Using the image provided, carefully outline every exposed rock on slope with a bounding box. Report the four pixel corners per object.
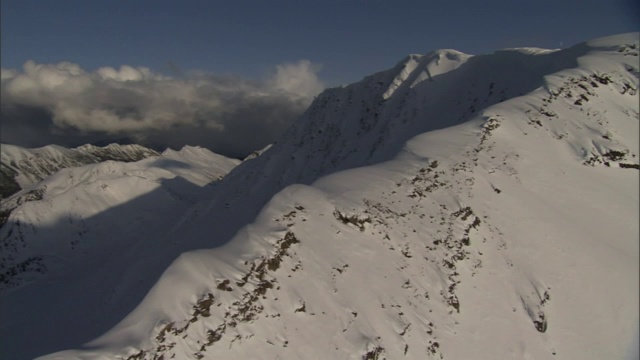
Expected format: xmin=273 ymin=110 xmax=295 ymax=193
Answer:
xmin=1 ymin=33 xmax=638 ymax=360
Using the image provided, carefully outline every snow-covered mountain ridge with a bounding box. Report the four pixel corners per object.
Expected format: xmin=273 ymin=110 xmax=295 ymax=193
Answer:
xmin=1 ymin=33 xmax=638 ymax=360
xmin=0 ymin=145 xmax=240 ymax=291
xmin=0 ymin=143 xmax=160 ymax=198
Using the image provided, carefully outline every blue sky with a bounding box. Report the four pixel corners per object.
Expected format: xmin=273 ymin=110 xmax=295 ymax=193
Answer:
xmin=1 ymin=0 xmax=638 ymax=156
xmin=3 ymin=0 xmax=638 ymax=85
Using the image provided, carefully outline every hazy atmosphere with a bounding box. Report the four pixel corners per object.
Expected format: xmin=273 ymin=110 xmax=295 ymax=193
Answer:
xmin=2 ymin=0 xmax=638 ymax=158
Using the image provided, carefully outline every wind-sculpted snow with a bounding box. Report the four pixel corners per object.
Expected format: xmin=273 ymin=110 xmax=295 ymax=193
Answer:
xmin=2 ymin=33 xmax=638 ymax=360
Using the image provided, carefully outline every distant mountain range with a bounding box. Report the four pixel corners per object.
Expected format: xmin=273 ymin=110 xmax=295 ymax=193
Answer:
xmin=0 ymin=33 xmax=638 ymax=360
xmin=0 ymin=143 xmax=160 ymax=198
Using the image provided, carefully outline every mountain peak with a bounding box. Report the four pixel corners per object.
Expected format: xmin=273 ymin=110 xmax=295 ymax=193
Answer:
xmin=1 ymin=33 xmax=638 ymax=360
xmin=382 ymin=49 xmax=471 ymax=99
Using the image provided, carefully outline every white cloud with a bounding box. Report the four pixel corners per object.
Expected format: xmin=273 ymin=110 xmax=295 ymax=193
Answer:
xmin=96 ymin=65 xmax=162 ymax=82
xmin=1 ymin=60 xmax=325 ymax=157
xmin=0 ymin=68 xmax=18 ymax=81
xmin=271 ymin=60 xmax=324 ymax=98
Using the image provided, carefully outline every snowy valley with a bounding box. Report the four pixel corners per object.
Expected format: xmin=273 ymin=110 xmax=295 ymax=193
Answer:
xmin=0 ymin=33 xmax=638 ymax=360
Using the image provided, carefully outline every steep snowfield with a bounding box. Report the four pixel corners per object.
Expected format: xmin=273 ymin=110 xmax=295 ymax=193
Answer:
xmin=1 ymin=33 xmax=638 ymax=360
xmin=0 ymin=143 xmax=160 ymax=198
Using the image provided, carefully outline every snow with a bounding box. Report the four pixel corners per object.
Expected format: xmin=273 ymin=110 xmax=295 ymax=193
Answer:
xmin=1 ymin=33 xmax=638 ymax=360
xmin=0 ymin=145 xmax=239 ymax=298
xmin=0 ymin=142 xmax=160 ymax=192
xmin=160 ymin=146 xmax=241 ymax=186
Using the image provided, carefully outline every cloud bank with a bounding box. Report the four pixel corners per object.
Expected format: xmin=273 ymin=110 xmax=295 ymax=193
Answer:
xmin=0 ymin=60 xmax=324 ymax=158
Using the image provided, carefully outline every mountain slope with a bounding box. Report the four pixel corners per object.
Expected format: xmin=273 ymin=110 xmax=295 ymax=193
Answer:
xmin=0 ymin=143 xmax=160 ymax=198
xmin=0 ymin=146 xmax=240 ymax=291
xmin=1 ymin=33 xmax=638 ymax=360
